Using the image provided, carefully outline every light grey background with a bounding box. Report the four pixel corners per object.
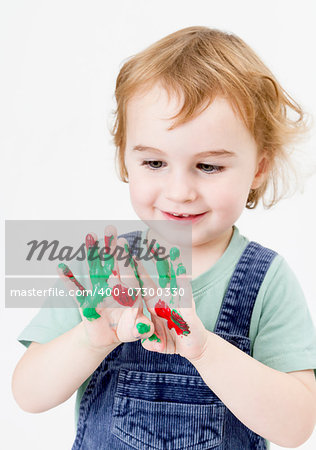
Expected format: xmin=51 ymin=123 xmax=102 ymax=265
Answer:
xmin=1 ymin=0 xmax=316 ymax=448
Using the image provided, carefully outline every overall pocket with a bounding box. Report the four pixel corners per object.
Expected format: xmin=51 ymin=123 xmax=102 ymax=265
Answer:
xmin=111 ymin=369 xmax=226 ymax=450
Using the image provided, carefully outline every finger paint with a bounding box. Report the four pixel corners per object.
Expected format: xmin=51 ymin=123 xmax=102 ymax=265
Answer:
xmin=83 ymin=241 xmax=139 ymax=313
xmin=176 ymin=263 xmax=186 ymax=275
xmin=154 ymin=299 xmax=190 ymax=336
xmin=85 ymin=233 xmax=96 ymax=249
xmin=150 ymin=243 xmax=171 ymax=288
xmin=87 ymin=243 xmax=104 ymax=278
xmin=170 ymin=247 xmax=180 ymax=261
xmin=58 ymin=263 xmax=85 ymax=291
xmin=170 ymin=262 xmax=177 ymax=298
xmin=124 ymin=243 xmax=144 ymax=289
xmin=136 ymin=322 xmax=151 ymax=334
xmin=103 ymin=254 xmax=115 ymax=279
xmin=60 ymin=236 xmax=115 ymax=320
xmin=148 ymin=333 xmax=161 ymax=342
xmin=145 ymin=241 xmax=188 ymax=305
xmin=112 ymin=283 xmax=138 ymax=307
xmin=82 ymin=307 xmax=101 ymax=320
xmin=58 ymin=263 xmax=86 ymax=303
xmin=151 ymin=244 xmax=182 ymax=300
xmin=104 ymin=234 xmax=114 ymax=253
xmin=59 ymin=234 xmax=142 ymax=321
xmin=141 ymin=333 xmax=161 ymax=344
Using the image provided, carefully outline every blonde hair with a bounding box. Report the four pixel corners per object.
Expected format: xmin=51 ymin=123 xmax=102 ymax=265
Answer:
xmin=109 ymin=26 xmax=311 ymax=209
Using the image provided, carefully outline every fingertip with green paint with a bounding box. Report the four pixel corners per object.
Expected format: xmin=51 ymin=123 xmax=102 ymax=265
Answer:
xmin=136 ymin=322 xmax=151 ymax=335
xmin=170 ymin=247 xmax=180 ymax=261
xmin=83 ymin=307 xmax=101 ymax=321
xmin=141 ymin=333 xmax=161 ymax=344
xmin=176 ymin=263 xmax=186 ymax=275
xmin=149 ymin=333 xmax=161 ymax=343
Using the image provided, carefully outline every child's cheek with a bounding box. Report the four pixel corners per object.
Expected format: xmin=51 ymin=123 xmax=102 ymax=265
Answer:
xmin=128 ymin=177 xmax=156 ymax=211
xmin=210 ymin=181 xmax=247 ymax=221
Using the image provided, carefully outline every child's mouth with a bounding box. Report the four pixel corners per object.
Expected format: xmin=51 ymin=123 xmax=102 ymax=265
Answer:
xmin=161 ymin=211 xmax=207 ymax=223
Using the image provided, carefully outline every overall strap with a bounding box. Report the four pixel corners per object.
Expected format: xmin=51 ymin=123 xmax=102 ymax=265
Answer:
xmin=214 ymin=241 xmax=278 ymax=337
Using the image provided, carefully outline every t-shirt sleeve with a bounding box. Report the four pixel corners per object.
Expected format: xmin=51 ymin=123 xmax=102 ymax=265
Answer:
xmin=17 ymin=278 xmax=82 ymax=349
xmin=252 ymin=255 xmax=316 ymax=378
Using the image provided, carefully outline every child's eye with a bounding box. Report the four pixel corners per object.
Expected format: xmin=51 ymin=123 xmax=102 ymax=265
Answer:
xmin=197 ymin=163 xmax=224 ymax=174
xmin=141 ymin=160 xmax=165 ymax=170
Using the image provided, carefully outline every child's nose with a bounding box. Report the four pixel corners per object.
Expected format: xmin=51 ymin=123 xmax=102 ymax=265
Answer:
xmin=164 ymin=172 xmax=197 ymax=203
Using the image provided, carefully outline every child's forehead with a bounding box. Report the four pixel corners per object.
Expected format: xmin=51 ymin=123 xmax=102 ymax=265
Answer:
xmin=127 ymin=83 xmax=182 ymax=116
xmin=128 ymin=86 xmax=235 ymax=125
xmin=125 ymin=85 xmax=253 ymax=148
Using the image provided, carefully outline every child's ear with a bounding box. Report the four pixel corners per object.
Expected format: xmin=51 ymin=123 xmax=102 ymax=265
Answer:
xmin=251 ymin=152 xmax=270 ymax=190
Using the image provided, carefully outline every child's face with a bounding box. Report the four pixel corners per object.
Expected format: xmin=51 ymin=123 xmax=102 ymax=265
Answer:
xmin=124 ymin=83 xmax=265 ymax=248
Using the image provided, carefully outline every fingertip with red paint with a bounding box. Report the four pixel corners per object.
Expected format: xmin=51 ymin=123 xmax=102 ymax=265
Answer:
xmin=85 ymin=233 xmax=96 ymax=249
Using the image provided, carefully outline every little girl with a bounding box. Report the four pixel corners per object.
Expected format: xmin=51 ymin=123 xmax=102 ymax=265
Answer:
xmin=13 ymin=26 xmax=316 ymax=449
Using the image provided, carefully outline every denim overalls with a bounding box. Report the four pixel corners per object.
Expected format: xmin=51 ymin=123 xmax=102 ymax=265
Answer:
xmin=72 ymin=231 xmax=277 ymax=450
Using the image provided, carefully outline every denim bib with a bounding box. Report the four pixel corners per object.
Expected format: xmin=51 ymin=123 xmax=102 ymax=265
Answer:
xmin=72 ymin=231 xmax=277 ymax=449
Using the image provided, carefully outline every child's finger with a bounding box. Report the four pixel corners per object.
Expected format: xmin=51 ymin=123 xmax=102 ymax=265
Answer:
xmin=58 ymin=262 xmax=107 ymax=321
xmin=85 ymin=232 xmax=103 ymax=283
xmin=115 ymin=305 xmax=155 ymax=342
xmin=57 ymin=263 xmax=87 ymax=319
xmin=112 ymin=237 xmax=142 ymax=308
xmin=103 ymin=225 xmax=118 ymax=277
xmin=169 ymin=250 xmax=192 ymax=310
xmin=141 ymin=312 xmax=166 ymax=351
xmin=134 ymin=256 xmax=193 ymax=338
xmin=57 ymin=263 xmax=86 ymax=299
xmin=135 ymin=274 xmax=167 ymax=351
xmin=84 ymin=231 xmax=116 ymax=315
xmin=117 ymin=256 xmax=166 ymax=346
xmin=116 ymin=238 xmax=140 ymax=287
xmin=131 ymin=256 xmax=159 ymax=310
xmin=133 ymin=309 xmax=156 ymax=340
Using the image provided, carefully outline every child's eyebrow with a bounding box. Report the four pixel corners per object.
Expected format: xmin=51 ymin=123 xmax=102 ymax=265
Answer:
xmin=132 ymin=145 xmax=236 ymax=158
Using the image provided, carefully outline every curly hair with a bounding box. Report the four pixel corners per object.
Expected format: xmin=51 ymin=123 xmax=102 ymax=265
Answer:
xmin=109 ymin=26 xmax=311 ymax=209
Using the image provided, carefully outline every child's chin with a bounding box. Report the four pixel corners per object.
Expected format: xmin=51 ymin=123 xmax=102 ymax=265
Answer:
xmin=151 ymin=222 xmax=193 ymax=246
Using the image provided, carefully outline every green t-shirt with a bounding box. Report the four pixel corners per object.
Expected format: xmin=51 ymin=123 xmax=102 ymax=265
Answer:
xmin=17 ymin=225 xmax=316 ymax=447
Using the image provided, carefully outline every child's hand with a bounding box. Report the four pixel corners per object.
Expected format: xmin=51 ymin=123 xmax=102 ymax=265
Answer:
xmin=57 ymin=225 xmax=155 ymax=351
xmin=133 ymin=244 xmax=209 ymax=362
